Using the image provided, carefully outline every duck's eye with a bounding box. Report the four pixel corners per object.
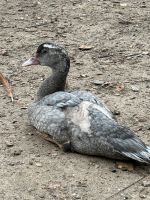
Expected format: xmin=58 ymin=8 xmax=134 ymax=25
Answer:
xmin=41 ymin=49 xmax=47 ymax=54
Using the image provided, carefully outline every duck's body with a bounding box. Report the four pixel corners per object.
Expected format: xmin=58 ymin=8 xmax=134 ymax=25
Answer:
xmin=23 ymin=43 xmax=150 ymax=163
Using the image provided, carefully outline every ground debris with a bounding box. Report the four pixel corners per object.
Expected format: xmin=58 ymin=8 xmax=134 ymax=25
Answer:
xmin=0 ymin=72 xmax=14 ymax=102
xmin=91 ymin=80 xmax=114 ymax=88
xmin=131 ymin=85 xmax=139 ymax=92
xmin=142 ymin=180 xmax=150 ymax=187
xmin=0 ymin=49 xmax=9 ymax=56
xmin=79 ymin=45 xmax=93 ymax=50
xmin=116 ymin=84 xmax=125 ymax=92
xmin=11 ymin=148 xmax=22 ymax=156
xmin=5 ymin=140 xmax=14 ymax=147
xmin=115 ymin=161 xmax=134 ymax=172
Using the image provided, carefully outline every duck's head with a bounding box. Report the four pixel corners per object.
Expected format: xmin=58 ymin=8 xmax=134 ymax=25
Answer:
xmin=22 ymin=42 xmax=70 ymax=72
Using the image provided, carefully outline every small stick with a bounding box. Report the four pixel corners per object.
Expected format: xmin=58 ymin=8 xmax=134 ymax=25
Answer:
xmin=0 ymin=72 xmax=13 ymax=102
xmin=105 ymin=175 xmax=146 ymax=200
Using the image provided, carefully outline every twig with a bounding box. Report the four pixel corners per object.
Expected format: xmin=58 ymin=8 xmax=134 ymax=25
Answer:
xmin=0 ymin=72 xmax=13 ymax=102
xmin=105 ymin=175 xmax=146 ymax=200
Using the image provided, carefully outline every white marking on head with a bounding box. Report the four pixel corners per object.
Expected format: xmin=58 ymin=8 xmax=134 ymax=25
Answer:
xmin=43 ymin=43 xmax=67 ymax=55
xmin=43 ymin=44 xmax=57 ymax=49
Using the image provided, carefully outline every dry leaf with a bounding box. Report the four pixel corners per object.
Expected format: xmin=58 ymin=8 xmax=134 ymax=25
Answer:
xmin=116 ymin=161 xmax=134 ymax=172
xmin=116 ymin=84 xmax=125 ymax=92
xmin=0 ymin=72 xmax=13 ymax=102
xmin=79 ymin=45 xmax=93 ymax=50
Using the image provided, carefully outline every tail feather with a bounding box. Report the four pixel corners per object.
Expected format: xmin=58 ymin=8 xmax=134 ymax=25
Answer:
xmin=122 ymin=146 xmax=150 ymax=164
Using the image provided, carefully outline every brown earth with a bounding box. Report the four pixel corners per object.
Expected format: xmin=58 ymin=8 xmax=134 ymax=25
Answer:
xmin=0 ymin=0 xmax=150 ymax=199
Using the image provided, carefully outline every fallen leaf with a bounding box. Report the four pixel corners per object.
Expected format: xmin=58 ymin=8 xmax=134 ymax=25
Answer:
xmin=79 ymin=45 xmax=93 ymax=50
xmin=0 ymin=72 xmax=13 ymax=102
xmin=116 ymin=161 xmax=134 ymax=172
xmin=116 ymin=84 xmax=125 ymax=92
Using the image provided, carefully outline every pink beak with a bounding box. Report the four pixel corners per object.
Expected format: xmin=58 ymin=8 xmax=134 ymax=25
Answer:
xmin=22 ymin=54 xmax=40 ymax=66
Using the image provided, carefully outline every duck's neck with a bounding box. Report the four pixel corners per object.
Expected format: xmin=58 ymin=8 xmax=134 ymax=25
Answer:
xmin=37 ymin=70 xmax=68 ymax=100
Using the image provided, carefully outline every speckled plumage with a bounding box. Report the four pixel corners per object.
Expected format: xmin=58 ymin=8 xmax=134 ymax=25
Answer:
xmin=23 ymin=43 xmax=150 ymax=163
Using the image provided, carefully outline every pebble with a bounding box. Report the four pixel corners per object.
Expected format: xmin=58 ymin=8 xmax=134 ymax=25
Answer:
xmin=29 ymin=160 xmax=34 ymax=165
xmin=35 ymin=162 xmax=42 ymax=167
xmin=131 ymin=85 xmax=139 ymax=92
xmin=111 ymin=169 xmax=117 ymax=173
xmin=139 ymin=193 xmax=146 ymax=199
xmin=138 ymin=117 xmax=147 ymax=122
xmin=120 ymin=3 xmax=127 ymax=7
xmin=146 ymin=126 xmax=150 ymax=130
xmin=91 ymin=80 xmax=104 ymax=85
xmin=38 ymin=192 xmax=45 ymax=198
xmin=142 ymin=51 xmax=149 ymax=55
xmin=79 ymin=45 xmax=93 ymax=50
xmin=80 ymin=74 xmax=88 ymax=78
xmin=142 ymin=181 xmax=150 ymax=187
xmin=11 ymin=149 xmax=22 ymax=156
xmin=113 ymin=110 xmax=120 ymax=115
xmin=139 ymin=188 xmax=149 ymax=199
xmin=5 ymin=140 xmax=14 ymax=147
xmin=0 ymin=49 xmax=9 ymax=56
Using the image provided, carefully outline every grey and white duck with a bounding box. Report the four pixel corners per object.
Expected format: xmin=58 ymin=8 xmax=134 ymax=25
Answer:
xmin=22 ymin=42 xmax=150 ymax=163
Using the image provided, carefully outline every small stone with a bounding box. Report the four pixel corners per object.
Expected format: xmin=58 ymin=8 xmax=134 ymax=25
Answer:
xmin=116 ymin=161 xmax=134 ymax=172
xmin=38 ymin=193 xmax=45 ymax=198
xmin=91 ymin=80 xmax=104 ymax=85
xmin=139 ymin=194 xmax=146 ymax=199
xmin=95 ymin=164 xmax=99 ymax=169
xmin=146 ymin=126 xmax=150 ymax=130
xmin=29 ymin=160 xmax=34 ymax=165
xmin=142 ymin=51 xmax=149 ymax=55
xmin=142 ymin=181 xmax=150 ymax=187
xmin=79 ymin=45 xmax=93 ymax=50
xmin=12 ymin=149 xmax=22 ymax=156
xmin=113 ymin=110 xmax=120 ymax=115
xmin=120 ymin=3 xmax=127 ymax=7
xmin=35 ymin=162 xmax=42 ymax=167
xmin=97 ymin=71 xmax=103 ymax=75
xmin=6 ymin=140 xmax=14 ymax=147
xmin=139 ymin=188 xmax=149 ymax=199
xmin=8 ymin=162 xmax=15 ymax=166
xmin=138 ymin=117 xmax=147 ymax=122
xmin=80 ymin=74 xmax=88 ymax=78
xmin=131 ymin=85 xmax=139 ymax=92
xmin=0 ymin=49 xmax=9 ymax=56
xmin=111 ymin=169 xmax=117 ymax=173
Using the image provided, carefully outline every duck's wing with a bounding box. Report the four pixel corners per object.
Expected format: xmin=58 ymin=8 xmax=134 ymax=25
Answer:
xmin=28 ymin=91 xmax=82 ymax=145
xmin=109 ymin=127 xmax=150 ymax=164
xmin=86 ymin=104 xmax=150 ymax=163
xmin=71 ymin=90 xmax=114 ymax=120
xmin=37 ymin=91 xmax=81 ymax=108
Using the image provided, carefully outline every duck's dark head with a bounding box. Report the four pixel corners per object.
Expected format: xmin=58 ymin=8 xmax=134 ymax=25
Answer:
xmin=22 ymin=43 xmax=70 ymax=73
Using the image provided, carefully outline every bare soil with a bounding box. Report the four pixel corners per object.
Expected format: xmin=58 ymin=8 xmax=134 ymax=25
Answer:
xmin=0 ymin=0 xmax=150 ymax=199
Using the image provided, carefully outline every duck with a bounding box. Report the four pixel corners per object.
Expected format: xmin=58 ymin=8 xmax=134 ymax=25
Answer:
xmin=22 ymin=42 xmax=150 ymax=163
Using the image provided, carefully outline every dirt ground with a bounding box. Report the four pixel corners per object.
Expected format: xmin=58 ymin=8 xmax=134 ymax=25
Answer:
xmin=0 ymin=0 xmax=150 ymax=199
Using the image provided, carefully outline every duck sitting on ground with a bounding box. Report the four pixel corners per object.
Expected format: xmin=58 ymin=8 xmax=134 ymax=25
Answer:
xmin=22 ymin=42 xmax=150 ymax=163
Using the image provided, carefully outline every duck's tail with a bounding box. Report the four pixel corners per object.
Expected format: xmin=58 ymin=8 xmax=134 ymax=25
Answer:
xmin=122 ymin=145 xmax=150 ymax=164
